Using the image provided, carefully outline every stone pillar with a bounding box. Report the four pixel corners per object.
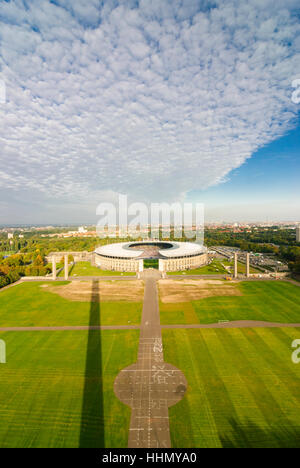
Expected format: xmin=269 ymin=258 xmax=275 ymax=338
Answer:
xmin=246 ymin=253 xmax=250 ymax=278
xmin=52 ymin=257 xmax=57 ymax=280
xmin=90 ymin=253 xmax=96 ymax=267
xmin=64 ymin=255 xmax=69 ymax=280
xmin=234 ymin=253 xmax=238 ymax=278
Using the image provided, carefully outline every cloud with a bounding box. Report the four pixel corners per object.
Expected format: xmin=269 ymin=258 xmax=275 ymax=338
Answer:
xmin=0 ymin=0 xmax=299 ymax=222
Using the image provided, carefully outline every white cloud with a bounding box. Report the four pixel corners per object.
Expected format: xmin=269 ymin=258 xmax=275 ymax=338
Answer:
xmin=0 ymin=0 xmax=299 ymax=222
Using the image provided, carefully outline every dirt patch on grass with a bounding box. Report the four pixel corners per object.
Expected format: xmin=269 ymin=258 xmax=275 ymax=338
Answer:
xmin=158 ymin=279 xmax=242 ymax=303
xmin=45 ymin=280 xmax=144 ymax=302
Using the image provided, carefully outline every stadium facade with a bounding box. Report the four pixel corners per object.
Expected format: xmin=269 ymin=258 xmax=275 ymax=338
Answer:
xmin=94 ymin=241 xmax=209 ymax=272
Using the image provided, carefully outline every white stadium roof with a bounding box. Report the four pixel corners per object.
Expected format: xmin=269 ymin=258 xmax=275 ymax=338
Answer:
xmin=159 ymin=241 xmax=206 ymax=258
xmin=95 ymin=242 xmax=142 ymax=258
xmin=95 ymin=241 xmax=206 ymax=259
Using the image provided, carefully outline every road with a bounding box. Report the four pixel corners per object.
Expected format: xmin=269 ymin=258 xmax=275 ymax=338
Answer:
xmin=114 ymin=270 xmax=187 ymax=448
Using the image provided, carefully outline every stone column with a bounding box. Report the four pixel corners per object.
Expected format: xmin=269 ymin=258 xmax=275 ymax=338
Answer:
xmin=52 ymin=257 xmax=57 ymax=280
xmin=234 ymin=253 xmax=238 ymax=278
xmin=246 ymin=253 xmax=250 ymax=278
xmin=64 ymin=254 xmax=69 ymax=280
xmin=90 ymin=253 xmax=96 ymax=267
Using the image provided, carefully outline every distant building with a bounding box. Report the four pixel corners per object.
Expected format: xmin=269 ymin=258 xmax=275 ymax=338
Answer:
xmin=7 ymin=233 xmax=13 ymax=240
xmin=78 ymin=226 xmax=87 ymax=233
xmin=296 ymin=226 xmax=300 ymax=243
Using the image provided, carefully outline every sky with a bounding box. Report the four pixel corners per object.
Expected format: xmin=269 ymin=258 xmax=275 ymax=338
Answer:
xmin=0 ymin=0 xmax=299 ymax=225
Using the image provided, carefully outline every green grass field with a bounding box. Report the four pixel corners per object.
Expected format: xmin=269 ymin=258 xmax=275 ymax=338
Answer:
xmin=58 ymin=261 xmax=136 ymax=277
xmin=223 ymin=259 xmax=260 ymax=274
xmin=1 ymin=276 xmax=300 ymax=448
xmin=168 ymin=258 xmax=260 ymax=276
xmin=0 ymin=329 xmax=139 ymax=447
xmin=168 ymin=259 xmax=228 ymax=275
xmin=163 ymin=327 xmax=300 ymax=448
xmin=0 ymin=282 xmax=142 ymax=327
xmin=143 ymin=259 xmax=159 ymax=269
xmin=160 ymin=281 xmax=300 ymax=325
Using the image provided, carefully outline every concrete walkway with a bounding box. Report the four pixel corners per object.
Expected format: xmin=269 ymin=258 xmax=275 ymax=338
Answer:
xmin=20 ymin=275 xmax=137 ymax=282
xmin=114 ymin=270 xmax=187 ymax=448
xmin=161 ymin=321 xmax=300 ymax=329
xmin=168 ymin=274 xmax=280 ymax=281
xmin=1 ymin=320 xmax=299 ymax=332
xmin=0 ymin=276 xmax=137 ymax=293
xmin=0 ymin=280 xmax=23 ymax=292
xmin=0 ymin=325 xmax=140 ymax=332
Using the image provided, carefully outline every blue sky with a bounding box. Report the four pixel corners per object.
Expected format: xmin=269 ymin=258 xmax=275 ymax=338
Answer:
xmin=0 ymin=0 xmax=299 ymax=224
xmin=189 ymin=123 xmax=300 ymax=221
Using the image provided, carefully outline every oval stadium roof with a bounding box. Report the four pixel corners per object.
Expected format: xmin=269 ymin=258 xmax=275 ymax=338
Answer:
xmin=95 ymin=241 xmax=206 ymax=259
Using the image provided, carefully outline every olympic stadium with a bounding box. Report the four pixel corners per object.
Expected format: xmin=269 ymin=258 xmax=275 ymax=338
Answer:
xmin=94 ymin=240 xmax=209 ymax=272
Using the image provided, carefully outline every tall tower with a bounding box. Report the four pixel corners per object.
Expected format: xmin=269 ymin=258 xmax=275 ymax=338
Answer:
xmin=296 ymin=226 xmax=300 ymax=243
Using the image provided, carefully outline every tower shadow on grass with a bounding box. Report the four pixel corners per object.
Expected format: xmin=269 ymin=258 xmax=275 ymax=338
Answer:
xmin=79 ymin=280 xmax=104 ymax=447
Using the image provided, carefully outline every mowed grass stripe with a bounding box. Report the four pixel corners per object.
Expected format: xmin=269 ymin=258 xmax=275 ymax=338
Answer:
xmin=58 ymin=262 xmax=136 ymax=277
xmin=190 ymin=330 xmax=244 ymax=444
xmin=164 ymin=329 xmax=237 ymax=448
xmin=163 ymin=328 xmax=300 ymax=448
xmin=179 ymin=331 xmax=221 ymax=448
xmin=201 ymin=329 xmax=266 ymax=424
xmin=101 ymin=330 xmax=144 ymax=447
xmin=183 ymin=302 xmax=199 ymax=324
xmin=216 ymin=328 xmax=300 ymax=448
xmin=246 ymin=282 xmax=300 ymax=322
xmin=0 ymin=331 xmax=84 ymax=448
xmin=1 ymin=334 xmax=86 ymax=447
xmin=162 ymin=331 xmax=195 ymax=446
xmin=267 ymin=325 xmax=300 ymax=353
xmin=160 ymin=281 xmax=300 ymax=325
xmin=0 ymin=282 xmax=143 ymax=327
xmin=245 ymin=281 xmax=300 ymax=321
xmin=0 ymin=330 xmax=139 ymax=448
xmin=196 ymin=282 xmax=300 ymax=323
xmin=159 ymin=302 xmax=188 ymax=325
xmin=217 ymin=329 xmax=292 ymax=431
xmin=239 ymin=328 xmax=300 ymax=407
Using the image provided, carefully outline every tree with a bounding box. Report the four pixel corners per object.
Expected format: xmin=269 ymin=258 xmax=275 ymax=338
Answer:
xmin=33 ymin=254 xmax=44 ymax=266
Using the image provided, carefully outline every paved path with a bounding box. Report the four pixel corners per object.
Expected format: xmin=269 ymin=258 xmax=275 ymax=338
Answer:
xmin=21 ymin=275 xmax=137 ymax=282
xmin=0 ymin=276 xmax=138 ymax=293
xmin=0 ymin=325 xmax=140 ymax=332
xmin=114 ymin=270 xmax=187 ymax=448
xmin=168 ymin=275 xmax=280 ymax=281
xmin=0 ymin=280 xmax=23 ymax=292
xmin=285 ymin=278 xmax=300 ymax=287
xmin=1 ymin=320 xmax=299 ymax=333
xmin=161 ymin=321 xmax=300 ymax=329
